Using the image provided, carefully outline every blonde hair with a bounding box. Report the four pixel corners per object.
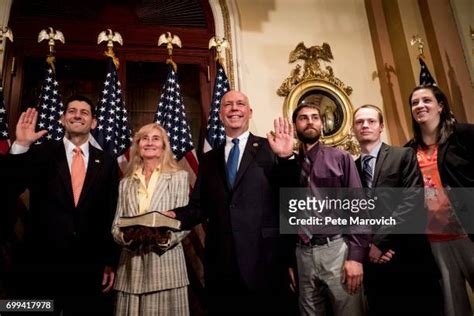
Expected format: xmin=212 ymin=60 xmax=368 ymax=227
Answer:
xmin=125 ymin=123 xmax=181 ymax=177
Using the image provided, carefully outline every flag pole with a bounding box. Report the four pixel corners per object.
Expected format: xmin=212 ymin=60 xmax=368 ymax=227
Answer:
xmin=158 ymin=32 xmax=182 ymax=72
xmin=34 ymin=27 xmax=65 ymax=143
xmin=204 ymin=36 xmax=231 ymax=152
xmin=410 ymin=35 xmax=437 ymax=86
xmin=154 ymin=32 xmax=197 ymax=163
xmin=0 ymin=27 xmax=12 ymax=154
xmin=208 ymin=36 xmax=229 ymax=70
xmin=97 ymin=28 xmax=123 ymax=69
xmin=93 ymin=29 xmax=131 ymax=168
xmin=37 ymin=27 xmax=65 ymax=74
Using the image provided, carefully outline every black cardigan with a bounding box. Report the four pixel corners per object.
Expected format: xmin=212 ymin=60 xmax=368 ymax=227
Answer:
xmin=407 ymin=123 xmax=474 ymax=240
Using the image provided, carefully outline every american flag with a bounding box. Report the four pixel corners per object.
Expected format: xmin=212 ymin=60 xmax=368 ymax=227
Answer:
xmin=35 ymin=64 xmax=64 ymax=144
xmin=90 ymin=57 xmax=132 ymax=172
xmin=419 ymin=57 xmax=437 ymax=86
xmin=0 ymin=88 xmax=10 ymax=154
xmin=154 ymin=64 xmax=197 ymax=166
xmin=203 ymin=61 xmax=229 ymax=153
xmin=154 ymin=63 xmax=203 ymax=307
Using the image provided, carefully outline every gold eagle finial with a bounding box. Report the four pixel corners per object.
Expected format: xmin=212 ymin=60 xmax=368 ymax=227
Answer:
xmin=209 ymin=36 xmax=229 ymax=64
xmin=158 ymin=32 xmax=182 ymax=57
xmin=410 ymin=35 xmax=425 ymax=58
xmin=97 ymin=29 xmax=123 ymax=69
xmin=158 ymin=32 xmax=182 ymax=71
xmin=38 ymin=27 xmax=65 ymax=73
xmin=0 ymin=27 xmax=13 ymax=46
xmin=0 ymin=27 xmax=13 ymax=77
xmin=38 ymin=27 xmax=65 ymax=55
xmin=97 ymin=29 xmax=123 ymax=50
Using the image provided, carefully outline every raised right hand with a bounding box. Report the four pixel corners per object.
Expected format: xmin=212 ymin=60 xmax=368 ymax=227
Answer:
xmin=267 ymin=117 xmax=294 ymax=158
xmin=15 ymin=108 xmax=48 ymax=147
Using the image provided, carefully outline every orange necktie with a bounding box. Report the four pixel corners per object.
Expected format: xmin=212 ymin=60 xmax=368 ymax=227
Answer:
xmin=71 ymin=147 xmax=86 ymax=206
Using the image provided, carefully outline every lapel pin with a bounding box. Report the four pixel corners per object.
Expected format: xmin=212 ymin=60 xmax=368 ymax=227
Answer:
xmin=253 ymin=142 xmax=259 ymax=147
xmin=95 ymin=159 xmax=100 ymax=163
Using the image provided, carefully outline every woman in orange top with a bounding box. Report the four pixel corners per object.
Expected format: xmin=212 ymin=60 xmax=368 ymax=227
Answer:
xmin=407 ymin=85 xmax=474 ymax=316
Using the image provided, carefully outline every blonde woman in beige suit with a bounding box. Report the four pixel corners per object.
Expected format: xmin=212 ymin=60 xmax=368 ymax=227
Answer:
xmin=112 ymin=123 xmax=190 ymax=316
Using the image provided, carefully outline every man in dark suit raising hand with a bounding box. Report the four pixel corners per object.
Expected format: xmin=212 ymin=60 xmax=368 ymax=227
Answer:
xmin=9 ymin=95 xmax=119 ymax=315
xmin=165 ymin=90 xmax=294 ymax=315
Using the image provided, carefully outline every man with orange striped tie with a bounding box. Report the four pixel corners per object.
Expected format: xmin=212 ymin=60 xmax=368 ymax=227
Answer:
xmin=8 ymin=95 xmax=119 ymax=316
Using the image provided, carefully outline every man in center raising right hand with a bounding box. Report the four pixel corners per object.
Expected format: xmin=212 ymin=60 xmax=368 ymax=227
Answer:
xmin=269 ymin=101 xmax=370 ymax=316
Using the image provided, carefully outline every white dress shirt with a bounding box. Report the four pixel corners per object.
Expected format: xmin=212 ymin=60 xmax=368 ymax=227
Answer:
xmin=11 ymin=138 xmax=90 ymax=172
xmin=224 ymin=131 xmax=249 ymax=170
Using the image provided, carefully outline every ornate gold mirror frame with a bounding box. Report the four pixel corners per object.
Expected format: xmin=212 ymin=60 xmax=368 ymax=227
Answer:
xmin=277 ymin=42 xmax=359 ymax=155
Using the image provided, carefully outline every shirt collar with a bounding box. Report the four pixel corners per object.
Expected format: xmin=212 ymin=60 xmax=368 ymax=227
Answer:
xmin=361 ymin=141 xmax=382 ymax=160
xmin=300 ymin=141 xmax=321 ymax=163
xmin=225 ymin=131 xmax=250 ymax=145
xmin=63 ymin=137 xmax=89 ymax=157
xmin=132 ymin=165 xmax=161 ymax=180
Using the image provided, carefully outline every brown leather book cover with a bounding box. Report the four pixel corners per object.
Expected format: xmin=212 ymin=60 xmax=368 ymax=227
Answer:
xmin=118 ymin=211 xmax=181 ymax=229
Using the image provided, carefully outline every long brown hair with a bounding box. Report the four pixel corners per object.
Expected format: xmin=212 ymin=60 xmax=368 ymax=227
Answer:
xmin=124 ymin=123 xmax=180 ymax=178
xmin=409 ymin=85 xmax=455 ymax=148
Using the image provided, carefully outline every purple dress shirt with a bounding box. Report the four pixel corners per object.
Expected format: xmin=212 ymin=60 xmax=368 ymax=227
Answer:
xmin=299 ymin=142 xmax=370 ymax=263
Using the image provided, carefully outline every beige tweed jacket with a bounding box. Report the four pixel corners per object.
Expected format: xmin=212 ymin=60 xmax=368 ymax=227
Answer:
xmin=112 ymin=170 xmax=190 ymax=294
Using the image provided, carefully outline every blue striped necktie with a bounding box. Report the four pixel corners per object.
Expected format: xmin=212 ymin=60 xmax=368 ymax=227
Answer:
xmin=227 ymin=138 xmax=240 ymax=187
xmin=362 ymin=155 xmax=375 ymax=188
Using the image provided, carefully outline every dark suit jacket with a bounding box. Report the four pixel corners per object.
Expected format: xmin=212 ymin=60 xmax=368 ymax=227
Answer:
xmin=0 ymin=154 xmax=21 ymax=243
xmin=0 ymin=154 xmax=23 ymax=276
xmin=356 ymin=142 xmax=427 ymax=252
xmin=174 ymin=133 xmax=286 ymax=292
xmin=356 ymin=143 xmax=440 ymax=292
xmin=10 ymin=141 xmax=119 ymax=268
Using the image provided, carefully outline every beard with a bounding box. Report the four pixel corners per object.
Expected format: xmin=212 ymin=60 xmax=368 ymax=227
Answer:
xmin=296 ymin=127 xmax=321 ymax=144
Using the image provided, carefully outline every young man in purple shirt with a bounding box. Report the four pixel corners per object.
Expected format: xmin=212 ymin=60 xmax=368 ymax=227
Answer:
xmin=269 ymin=101 xmax=370 ymax=316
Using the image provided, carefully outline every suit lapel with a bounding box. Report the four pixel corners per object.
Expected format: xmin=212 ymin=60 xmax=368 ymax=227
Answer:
xmin=373 ymin=142 xmax=389 ymax=186
xmin=127 ymin=178 xmax=141 ymax=216
xmin=125 ymin=172 xmax=174 ymax=216
xmin=233 ymin=133 xmax=260 ymax=189
xmin=77 ymin=144 xmax=102 ymax=207
xmin=149 ymin=173 xmax=172 ymax=211
xmin=437 ymin=141 xmax=448 ymax=173
xmin=55 ymin=141 xmax=75 ymax=204
xmin=355 ymin=156 xmax=363 ymax=182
